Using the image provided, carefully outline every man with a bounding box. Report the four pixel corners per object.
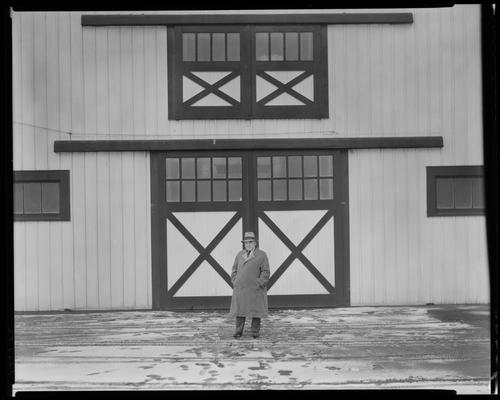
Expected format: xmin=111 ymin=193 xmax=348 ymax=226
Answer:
xmin=229 ymin=232 xmax=270 ymax=339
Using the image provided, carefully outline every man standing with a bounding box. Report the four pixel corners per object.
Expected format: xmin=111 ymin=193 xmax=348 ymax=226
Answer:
xmin=229 ymin=232 xmax=270 ymax=339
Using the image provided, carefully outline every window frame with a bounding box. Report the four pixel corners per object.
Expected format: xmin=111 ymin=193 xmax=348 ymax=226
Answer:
xmin=426 ymin=166 xmax=485 ymax=217
xmin=13 ymin=170 xmax=71 ymax=221
xmin=167 ymin=24 xmax=328 ymax=120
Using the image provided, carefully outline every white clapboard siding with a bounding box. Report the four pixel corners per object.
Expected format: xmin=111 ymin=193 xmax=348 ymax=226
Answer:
xmin=348 ymin=148 xmax=489 ymax=305
xmin=12 ymin=6 xmax=488 ymax=310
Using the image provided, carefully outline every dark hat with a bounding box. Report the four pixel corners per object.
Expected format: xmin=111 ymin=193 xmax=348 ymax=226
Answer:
xmin=241 ymin=231 xmax=257 ymax=243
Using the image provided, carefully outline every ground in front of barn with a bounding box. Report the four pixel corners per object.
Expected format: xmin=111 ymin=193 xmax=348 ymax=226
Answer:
xmin=13 ymin=305 xmax=491 ymax=393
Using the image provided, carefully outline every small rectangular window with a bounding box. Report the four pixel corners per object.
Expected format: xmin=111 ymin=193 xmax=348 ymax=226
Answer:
xmin=285 ymin=32 xmax=299 ymax=61
xmin=197 ymin=33 xmax=211 ymax=61
xmin=427 ymin=166 xmax=485 ymax=217
xmin=227 ymin=33 xmax=240 ymax=61
xmin=14 ymin=170 xmax=70 ymax=221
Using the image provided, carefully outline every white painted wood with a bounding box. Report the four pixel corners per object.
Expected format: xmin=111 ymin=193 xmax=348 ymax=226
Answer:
xmin=133 ymin=152 xmax=149 ymax=308
xmin=144 ymin=28 xmax=157 ymax=137
xmin=14 ymin=223 xmax=26 ymax=311
xmin=173 ymin=211 xmax=236 ymax=248
xmin=175 ymin=261 xmax=233 ymax=297
xmin=109 ymin=153 xmax=124 ymax=308
xmin=264 ymin=210 xmax=327 ymax=246
xmin=265 ymin=93 xmax=305 ymax=106
xmin=258 ymin=217 xmax=291 ymax=276
xmin=192 ymin=93 xmax=232 ymax=107
xmin=210 ymin=218 xmax=243 ymax=276
xmin=219 ymin=76 xmax=240 ymax=102
xmin=302 ymin=216 xmax=335 ymax=286
xmin=132 ymin=27 xmax=146 ymax=137
xmin=166 ymin=219 xmax=198 ymax=290
xmin=96 ymin=153 xmax=111 ymax=308
xmin=25 ymin=224 xmax=39 ymax=310
xmin=122 ymin=152 xmax=136 ymax=308
xmin=268 ymin=259 xmax=329 ymax=295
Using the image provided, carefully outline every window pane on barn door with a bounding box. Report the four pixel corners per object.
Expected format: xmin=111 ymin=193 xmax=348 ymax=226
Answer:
xmin=41 ymin=182 xmax=60 ymax=213
xmin=257 ymin=157 xmax=271 ymax=178
xmin=212 ymin=33 xmax=226 ymax=61
xmin=319 ymin=156 xmax=333 ymax=177
xmin=285 ymin=32 xmax=299 ymax=60
xmin=227 ymin=33 xmax=240 ymax=61
xmin=436 ymin=178 xmax=454 ymax=209
xmin=228 ymin=157 xmax=242 ymax=178
xmin=182 ymin=33 xmax=196 ymax=61
xmin=197 ymin=158 xmax=211 ymax=179
xmin=213 ymin=158 xmax=226 ymax=178
xmin=304 ymin=156 xmax=318 ymax=177
xmin=213 ymin=181 xmax=227 ymax=201
xmin=166 ymin=158 xmax=180 ymax=179
xmin=197 ymin=33 xmax=211 ymax=61
xmin=288 ymin=179 xmax=302 ymax=200
xmin=288 ymin=156 xmax=302 ymax=177
xmin=319 ymin=179 xmax=333 ymax=200
xmin=228 ymin=180 xmax=242 ymax=201
xmin=300 ymin=32 xmax=313 ymax=60
xmin=197 ymin=181 xmax=211 ymax=202
xmin=273 ymin=179 xmax=287 ymax=200
xmin=272 ymin=156 xmax=286 ymax=178
xmin=258 ymin=180 xmax=271 ymax=201
xmin=256 ymin=33 xmax=269 ymax=61
xmin=304 ymin=179 xmax=318 ymax=200
xmin=181 ymin=158 xmax=195 ymax=179
xmin=166 ymin=181 xmax=180 ymax=202
xmin=14 ymin=183 xmax=23 ymax=214
xmin=182 ymin=181 xmax=196 ymax=202
xmin=453 ymin=178 xmax=473 ymax=209
xmin=270 ymin=33 xmax=284 ymax=61
xmin=23 ymin=182 xmax=42 ymax=213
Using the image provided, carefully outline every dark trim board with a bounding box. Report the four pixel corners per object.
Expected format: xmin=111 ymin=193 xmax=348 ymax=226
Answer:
xmin=161 ymin=294 xmax=348 ymax=310
xmin=55 ymin=136 xmax=443 ymax=153
xmin=82 ymin=13 xmax=413 ymax=26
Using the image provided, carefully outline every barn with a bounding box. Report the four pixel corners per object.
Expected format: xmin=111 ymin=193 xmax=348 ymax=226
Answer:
xmin=12 ymin=5 xmax=490 ymax=312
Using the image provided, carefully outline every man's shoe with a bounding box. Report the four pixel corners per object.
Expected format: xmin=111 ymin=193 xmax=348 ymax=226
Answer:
xmin=252 ymin=332 xmax=259 ymax=338
xmin=233 ymin=333 xmax=242 ymax=338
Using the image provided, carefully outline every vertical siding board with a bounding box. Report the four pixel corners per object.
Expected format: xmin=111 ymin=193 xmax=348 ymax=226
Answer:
xmin=146 ymin=156 xmax=152 ymax=307
xmin=109 ymin=153 xmax=125 ymax=308
xmin=120 ymin=27 xmax=133 ymax=136
xmin=70 ymin=12 xmax=85 ymax=134
xmin=134 ymin=153 xmax=149 ymax=307
xmin=132 ymin=27 xmax=146 ymax=137
xmin=357 ymin=26 xmax=370 ymax=135
xmin=349 ymin=151 xmax=360 ymax=305
xmin=108 ymin=27 xmax=121 ymax=136
xmin=96 ymin=27 xmax=109 ymax=137
xmin=14 ymin=224 xmax=27 ymax=311
xmin=144 ymin=28 xmax=157 ymax=137
xmin=25 ymin=224 xmax=39 ymax=310
xmin=157 ymin=27 xmax=168 ymax=135
xmin=96 ymin=153 xmax=112 ymax=308
xmin=122 ymin=152 xmax=136 ymax=308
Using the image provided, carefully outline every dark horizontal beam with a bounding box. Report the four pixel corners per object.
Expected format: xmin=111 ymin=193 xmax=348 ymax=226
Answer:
xmin=81 ymin=13 xmax=413 ymax=26
xmin=54 ymin=137 xmax=443 ymax=152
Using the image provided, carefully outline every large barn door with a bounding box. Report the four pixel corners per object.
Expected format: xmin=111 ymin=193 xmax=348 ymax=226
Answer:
xmin=252 ymin=150 xmax=349 ymax=307
xmin=151 ymin=149 xmax=349 ymax=310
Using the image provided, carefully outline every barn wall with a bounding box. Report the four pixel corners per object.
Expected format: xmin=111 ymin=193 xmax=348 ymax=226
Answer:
xmin=12 ymin=5 xmax=488 ymax=310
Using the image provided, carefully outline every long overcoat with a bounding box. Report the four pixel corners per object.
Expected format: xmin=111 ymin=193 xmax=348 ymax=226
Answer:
xmin=229 ymin=248 xmax=270 ymax=318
